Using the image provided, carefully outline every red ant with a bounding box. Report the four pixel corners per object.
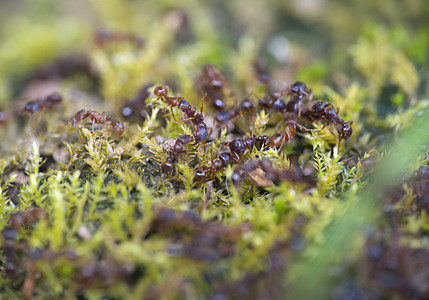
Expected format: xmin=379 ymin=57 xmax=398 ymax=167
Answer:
xmin=268 ymin=115 xmax=298 ymax=148
xmin=121 ymin=83 xmax=152 ymax=120
xmin=155 ymin=85 xmax=211 ymax=144
xmin=193 ymin=135 xmax=270 ymax=182
xmin=305 ymin=101 xmax=353 ymax=140
xmin=231 ymin=158 xmax=315 ymax=188
xmin=193 ymin=135 xmax=261 ymax=182
xmin=70 ymin=109 xmax=125 ymax=136
xmin=259 ymin=81 xmax=309 ymax=114
xmin=215 ymin=98 xmax=254 ymax=125
xmin=21 ymin=92 xmax=63 ymax=118
xmin=154 ymin=85 xmax=199 ymax=121
xmin=2 ymin=208 xmax=49 ymax=278
xmin=194 ymin=152 xmax=232 ymax=182
xmin=161 ymin=134 xmax=195 ymax=175
xmin=28 ymin=54 xmax=96 ymax=82
xmin=195 ymin=64 xmax=228 ymax=111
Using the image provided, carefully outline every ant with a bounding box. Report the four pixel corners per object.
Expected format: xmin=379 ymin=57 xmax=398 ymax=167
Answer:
xmin=94 ymin=30 xmax=145 ymax=49
xmin=194 ymin=152 xmax=232 ymax=182
xmin=21 ymin=92 xmax=63 ymax=118
xmin=266 ymin=114 xmax=307 ymax=149
xmin=253 ymin=58 xmax=271 ymax=86
xmin=156 ymin=86 xmax=213 ymax=176
xmin=194 ymin=135 xmax=270 ymax=182
xmin=70 ymin=109 xmax=125 ymax=136
xmin=231 ymin=158 xmax=315 ymax=188
xmin=121 ymin=83 xmax=152 ymax=121
xmin=28 ymin=54 xmax=96 ymax=82
xmin=195 ymin=64 xmax=228 ymax=111
xmin=214 ymin=97 xmax=254 ymax=125
xmin=306 ymin=101 xmax=353 ymax=140
xmin=161 ymin=134 xmax=195 ymax=175
xmin=155 ymin=85 xmax=210 ymax=144
xmin=258 ymin=81 xmax=309 ymax=114
xmin=2 ymin=208 xmax=49 ymax=278
xmin=154 ymin=85 xmax=197 ymax=120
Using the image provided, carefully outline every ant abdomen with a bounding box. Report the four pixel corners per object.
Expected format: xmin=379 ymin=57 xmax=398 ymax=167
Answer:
xmin=219 ymin=152 xmax=232 ymax=166
xmin=162 ymin=159 xmax=174 ymax=175
xmin=194 ymin=125 xmax=208 ymax=143
xmin=177 ymin=134 xmax=194 ymax=145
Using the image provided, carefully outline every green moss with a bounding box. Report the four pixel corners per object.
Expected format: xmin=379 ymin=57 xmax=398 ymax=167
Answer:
xmin=0 ymin=1 xmax=429 ymax=299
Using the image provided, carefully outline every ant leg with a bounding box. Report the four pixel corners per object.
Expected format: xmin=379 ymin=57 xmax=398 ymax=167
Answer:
xmin=306 ymin=90 xmax=313 ymax=102
xmin=175 ymin=116 xmax=196 ymax=124
xmin=200 ymin=93 xmax=207 ymax=115
xmin=337 ymin=137 xmax=343 ymax=149
xmin=275 ymin=120 xmax=283 ymax=132
xmin=236 ymin=149 xmax=249 ymax=163
xmin=169 ymin=107 xmax=177 ymax=121
xmin=296 ymin=123 xmax=311 ymax=131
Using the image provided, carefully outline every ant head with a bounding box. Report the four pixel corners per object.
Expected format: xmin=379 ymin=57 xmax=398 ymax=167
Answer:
xmin=215 ymin=111 xmax=230 ymax=123
xmin=154 ymin=85 xmax=168 ymax=97
xmin=272 ymin=97 xmax=286 ymax=112
xmin=46 ymin=93 xmax=62 ymax=105
xmin=22 ymin=101 xmax=40 ymax=114
xmin=238 ymin=98 xmax=254 ymax=112
xmin=291 ymin=81 xmax=307 ymax=95
xmin=213 ymin=98 xmax=226 ymax=110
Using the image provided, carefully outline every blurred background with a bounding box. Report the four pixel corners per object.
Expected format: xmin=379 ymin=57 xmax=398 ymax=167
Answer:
xmin=1 ymin=0 xmax=427 ymax=103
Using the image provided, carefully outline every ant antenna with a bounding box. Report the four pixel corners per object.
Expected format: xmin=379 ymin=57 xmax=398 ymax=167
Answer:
xmin=200 ymin=93 xmax=208 ymax=114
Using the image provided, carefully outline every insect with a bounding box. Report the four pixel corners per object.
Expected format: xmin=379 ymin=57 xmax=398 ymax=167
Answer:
xmin=156 ymin=86 xmax=212 ymax=176
xmin=231 ymin=159 xmax=315 ymax=188
xmin=2 ymin=208 xmax=49 ymax=279
xmin=70 ymin=109 xmax=125 ymax=136
xmin=28 ymin=54 xmax=96 ymax=82
xmin=267 ymin=115 xmax=298 ymax=149
xmin=214 ymin=98 xmax=254 ymax=125
xmin=194 ymin=152 xmax=232 ymax=182
xmin=195 ymin=64 xmax=228 ymax=111
xmin=259 ymin=81 xmax=309 ymax=114
xmin=304 ymin=101 xmax=353 ymax=140
xmin=193 ymin=135 xmax=270 ymax=182
xmin=154 ymin=85 xmax=204 ymax=125
xmin=21 ymin=92 xmax=63 ymax=118
xmin=253 ymin=58 xmax=270 ymax=85
xmin=121 ymin=84 xmax=152 ymax=120
xmin=162 ymin=134 xmax=195 ymax=175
